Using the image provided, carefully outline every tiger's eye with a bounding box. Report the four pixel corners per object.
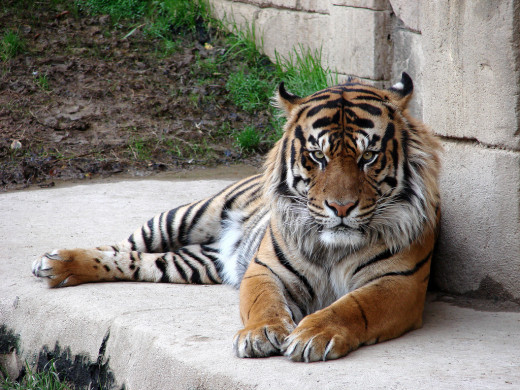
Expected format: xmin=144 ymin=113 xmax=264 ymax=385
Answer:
xmin=313 ymin=151 xmax=325 ymax=160
xmin=362 ymin=151 xmax=374 ymax=161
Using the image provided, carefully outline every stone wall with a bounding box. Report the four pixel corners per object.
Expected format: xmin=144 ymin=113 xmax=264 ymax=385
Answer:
xmin=208 ymin=0 xmax=520 ymax=301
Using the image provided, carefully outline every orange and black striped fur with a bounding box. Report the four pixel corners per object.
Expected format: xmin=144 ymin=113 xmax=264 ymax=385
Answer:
xmin=33 ymin=73 xmax=441 ymax=362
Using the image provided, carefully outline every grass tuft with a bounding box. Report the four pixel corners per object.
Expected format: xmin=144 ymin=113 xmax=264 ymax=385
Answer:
xmin=224 ymin=21 xmax=264 ymax=64
xmin=74 ymin=0 xmax=147 ymax=21
xmin=34 ymin=73 xmax=50 ymax=91
xmin=235 ymin=125 xmax=262 ymax=152
xmin=274 ymin=44 xmax=337 ymax=97
xmin=143 ymin=0 xmax=213 ymax=42
xmin=0 ymin=30 xmax=25 ymax=62
xmin=160 ymin=0 xmax=211 ymax=34
xmin=1 ymin=360 xmax=73 ymax=390
xmin=225 ymin=69 xmax=274 ymax=113
xmin=127 ymin=136 xmax=153 ymax=160
xmin=222 ymin=31 xmax=336 ymax=149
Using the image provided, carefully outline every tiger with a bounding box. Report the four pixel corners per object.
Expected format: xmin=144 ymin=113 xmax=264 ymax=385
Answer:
xmin=32 ymin=72 xmax=441 ymax=362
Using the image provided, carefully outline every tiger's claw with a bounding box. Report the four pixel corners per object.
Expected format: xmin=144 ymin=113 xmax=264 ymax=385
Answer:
xmin=233 ymin=320 xmax=295 ymax=358
xmin=32 ymin=250 xmax=79 ymax=287
xmin=32 ymin=250 xmax=61 ymax=278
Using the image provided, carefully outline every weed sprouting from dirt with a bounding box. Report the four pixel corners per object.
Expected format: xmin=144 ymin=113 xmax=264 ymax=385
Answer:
xmin=155 ymin=0 xmax=212 ymax=35
xmin=225 ymin=69 xmax=274 ymax=113
xmin=274 ymin=44 xmax=338 ymax=97
xmin=224 ymin=21 xmax=264 ymax=64
xmin=127 ymin=136 xmax=153 ymax=161
xmin=235 ymin=125 xmax=262 ymax=152
xmin=33 ymin=72 xmax=50 ymax=91
xmin=0 ymin=29 xmax=25 ymax=61
xmin=75 ymin=0 xmax=147 ymax=21
xmin=1 ymin=360 xmax=74 ymax=390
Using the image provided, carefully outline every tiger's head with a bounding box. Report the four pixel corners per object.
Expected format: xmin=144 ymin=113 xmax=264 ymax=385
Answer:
xmin=265 ymin=73 xmax=441 ymax=258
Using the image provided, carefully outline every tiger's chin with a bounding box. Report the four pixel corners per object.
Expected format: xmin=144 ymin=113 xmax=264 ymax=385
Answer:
xmin=319 ymin=227 xmax=367 ymax=250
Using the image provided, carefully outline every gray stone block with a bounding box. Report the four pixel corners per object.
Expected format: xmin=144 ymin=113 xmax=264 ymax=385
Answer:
xmin=422 ymin=0 xmax=520 ymax=149
xmin=298 ymin=0 xmax=330 ymax=13
xmin=331 ymin=0 xmax=390 ymax=11
xmin=328 ymin=5 xmax=391 ymax=79
xmin=434 ymin=141 xmax=520 ymax=300
xmin=210 ymin=1 xmax=393 ymax=81
xmin=243 ymin=0 xmax=299 ymax=9
xmin=391 ymin=26 xmax=424 ymax=119
xmin=389 ymin=0 xmax=421 ymax=32
xmin=209 ymin=0 xmax=260 ymax=31
xmin=254 ymin=8 xmax=329 ymax=62
xmin=209 ymin=1 xmax=330 ymax=69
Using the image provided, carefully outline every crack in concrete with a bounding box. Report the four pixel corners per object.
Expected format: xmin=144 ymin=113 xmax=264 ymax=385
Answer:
xmin=239 ymin=0 xmax=330 ymax=15
xmin=439 ymin=134 xmax=520 ymax=153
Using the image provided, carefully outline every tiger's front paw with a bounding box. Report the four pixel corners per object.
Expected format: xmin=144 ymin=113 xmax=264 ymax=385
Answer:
xmin=32 ymin=249 xmax=100 ymax=288
xmin=283 ymin=311 xmax=359 ymax=362
xmin=233 ymin=319 xmax=295 ymax=358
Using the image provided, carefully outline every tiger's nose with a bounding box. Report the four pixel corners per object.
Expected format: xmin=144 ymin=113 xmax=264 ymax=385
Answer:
xmin=326 ymin=200 xmax=357 ymax=217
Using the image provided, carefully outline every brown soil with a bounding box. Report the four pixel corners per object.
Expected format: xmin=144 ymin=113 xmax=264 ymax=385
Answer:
xmin=0 ymin=2 xmax=270 ymax=191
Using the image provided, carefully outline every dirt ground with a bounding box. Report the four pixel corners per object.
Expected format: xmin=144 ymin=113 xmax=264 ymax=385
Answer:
xmin=0 ymin=2 xmax=270 ymax=191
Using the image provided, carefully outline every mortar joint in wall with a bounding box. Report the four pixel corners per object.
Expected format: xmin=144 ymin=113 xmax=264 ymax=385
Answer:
xmin=236 ymin=0 xmax=330 ymax=15
xmin=331 ymin=3 xmax=389 ymax=13
xmin=439 ymin=134 xmax=520 ymax=153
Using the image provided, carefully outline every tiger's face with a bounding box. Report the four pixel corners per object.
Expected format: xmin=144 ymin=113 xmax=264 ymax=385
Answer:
xmin=266 ymin=74 xmax=440 ymax=254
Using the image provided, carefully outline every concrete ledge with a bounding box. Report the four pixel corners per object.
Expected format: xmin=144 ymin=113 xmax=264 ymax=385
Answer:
xmin=1 ymin=179 xmax=520 ymax=389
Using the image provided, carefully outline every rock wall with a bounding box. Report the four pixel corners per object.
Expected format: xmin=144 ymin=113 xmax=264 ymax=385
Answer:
xmin=208 ymin=0 xmax=520 ymax=301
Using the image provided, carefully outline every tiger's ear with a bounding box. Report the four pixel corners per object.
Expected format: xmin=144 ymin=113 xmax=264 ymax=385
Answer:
xmin=275 ymin=82 xmax=301 ymax=117
xmin=388 ymin=72 xmax=413 ymax=108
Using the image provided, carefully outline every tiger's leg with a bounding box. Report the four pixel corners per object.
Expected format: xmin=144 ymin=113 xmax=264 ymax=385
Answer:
xmin=32 ymin=243 xmax=222 ymax=288
xmin=282 ymin=231 xmax=435 ymax=362
xmin=233 ymin=226 xmax=308 ymax=358
xmin=233 ymin=260 xmax=297 ymax=358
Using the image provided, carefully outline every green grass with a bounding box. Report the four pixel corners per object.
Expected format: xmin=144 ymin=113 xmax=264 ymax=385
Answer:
xmin=75 ymin=0 xmax=147 ymax=21
xmin=164 ymin=137 xmax=217 ymax=163
xmin=155 ymin=0 xmax=211 ymax=35
xmin=235 ymin=124 xmax=262 ymax=152
xmin=127 ymin=136 xmax=153 ymax=160
xmin=224 ymin=21 xmax=264 ymax=64
xmin=0 ymin=29 xmax=25 ymax=61
xmin=34 ymin=73 xmax=50 ymax=91
xmin=225 ymin=68 xmax=274 ymax=113
xmin=1 ymin=361 xmax=73 ymax=390
xmin=274 ymin=44 xmax=337 ymax=97
xmin=222 ymin=32 xmax=335 ymax=150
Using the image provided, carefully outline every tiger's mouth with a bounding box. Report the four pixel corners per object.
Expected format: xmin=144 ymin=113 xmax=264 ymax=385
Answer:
xmin=333 ymin=224 xmax=355 ymax=232
xmin=318 ymin=221 xmax=363 ymax=233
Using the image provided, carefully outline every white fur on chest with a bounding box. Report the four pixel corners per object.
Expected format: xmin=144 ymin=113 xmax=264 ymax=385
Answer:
xmin=219 ymin=208 xmax=270 ymax=287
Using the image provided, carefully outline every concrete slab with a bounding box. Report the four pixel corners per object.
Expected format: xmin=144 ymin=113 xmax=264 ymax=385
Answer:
xmin=1 ymin=179 xmax=520 ymax=389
